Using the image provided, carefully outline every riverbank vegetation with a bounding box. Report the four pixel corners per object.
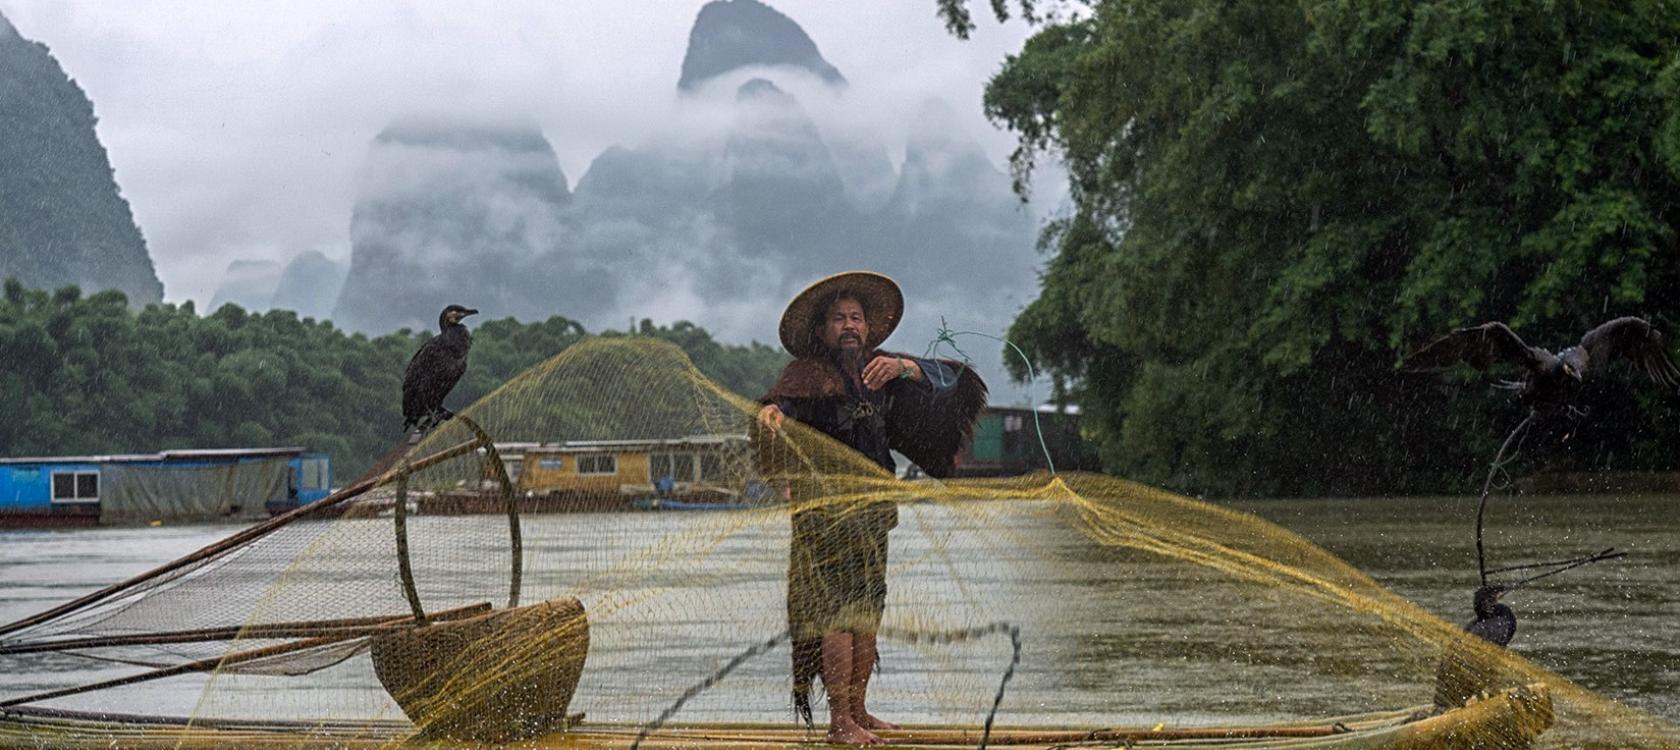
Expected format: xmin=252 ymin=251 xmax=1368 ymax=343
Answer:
xmin=944 ymin=0 xmax=1680 ymax=495
xmin=0 ymin=279 xmax=786 ymax=479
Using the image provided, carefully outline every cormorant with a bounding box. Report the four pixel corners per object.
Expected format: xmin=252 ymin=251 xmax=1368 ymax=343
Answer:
xmin=1432 ymin=584 xmax=1517 ymax=709
xmin=1465 ymin=585 xmax=1515 ymax=647
xmin=1401 ymin=317 xmax=1680 ymax=411
xmin=402 ymin=304 xmax=477 ymax=433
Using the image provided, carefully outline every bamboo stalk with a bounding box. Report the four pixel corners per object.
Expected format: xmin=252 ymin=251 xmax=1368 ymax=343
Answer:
xmin=392 ymin=469 xmax=426 ymax=623
xmin=452 ymin=415 xmax=523 ymax=609
xmin=0 ymin=439 xmax=481 ymax=641
xmin=609 ymin=724 xmax=1351 ymax=745
xmin=0 ymin=603 xmax=493 ymax=656
xmin=0 ymin=602 xmax=491 ymax=707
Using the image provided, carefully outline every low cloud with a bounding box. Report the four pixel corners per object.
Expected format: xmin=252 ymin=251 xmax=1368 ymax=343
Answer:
xmin=2 ymin=0 xmax=1060 ymax=401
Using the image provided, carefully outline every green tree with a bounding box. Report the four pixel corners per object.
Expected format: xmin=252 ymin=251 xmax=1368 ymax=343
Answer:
xmin=0 ymin=280 xmax=787 ymax=483
xmin=946 ymin=0 xmax=1680 ymax=495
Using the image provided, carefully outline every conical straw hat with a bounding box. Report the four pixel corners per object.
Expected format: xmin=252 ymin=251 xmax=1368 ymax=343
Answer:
xmin=777 ymin=271 xmax=903 ymax=358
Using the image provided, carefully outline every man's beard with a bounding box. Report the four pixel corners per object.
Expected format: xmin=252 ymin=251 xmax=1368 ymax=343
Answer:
xmin=834 ymin=345 xmax=867 ymax=376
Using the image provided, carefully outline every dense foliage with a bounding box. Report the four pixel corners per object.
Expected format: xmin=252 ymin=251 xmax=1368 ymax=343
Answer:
xmin=948 ymin=0 xmax=1680 ymax=495
xmin=0 ymin=279 xmax=787 ymax=480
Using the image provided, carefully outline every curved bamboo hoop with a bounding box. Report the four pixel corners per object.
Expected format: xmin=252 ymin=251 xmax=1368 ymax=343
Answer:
xmin=390 ymin=415 xmax=524 ymax=622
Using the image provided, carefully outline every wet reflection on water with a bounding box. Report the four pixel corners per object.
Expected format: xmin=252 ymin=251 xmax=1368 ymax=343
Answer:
xmin=0 ymin=492 xmax=1673 ymax=727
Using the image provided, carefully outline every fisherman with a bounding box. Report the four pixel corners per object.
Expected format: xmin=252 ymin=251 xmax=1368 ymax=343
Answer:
xmin=755 ymin=271 xmax=987 ymax=746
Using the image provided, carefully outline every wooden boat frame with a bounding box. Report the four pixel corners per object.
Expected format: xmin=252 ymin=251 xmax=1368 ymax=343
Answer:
xmin=0 ymin=682 xmax=1552 ymax=749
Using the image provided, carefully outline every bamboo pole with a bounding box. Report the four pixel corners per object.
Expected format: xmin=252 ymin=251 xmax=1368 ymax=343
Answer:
xmin=611 ymin=724 xmax=1351 ymax=745
xmin=452 ymin=415 xmax=522 ymax=609
xmin=392 ymin=469 xmax=426 ymax=623
xmin=0 ymin=439 xmax=481 ymax=641
xmin=0 ymin=604 xmax=493 ymax=656
xmin=0 ymin=603 xmax=491 ymax=708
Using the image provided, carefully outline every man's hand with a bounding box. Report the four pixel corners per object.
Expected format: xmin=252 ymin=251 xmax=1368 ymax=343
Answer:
xmin=757 ymin=403 xmax=786 ymax=432
xmin=862 ymin=355 xmax=920 ymax=390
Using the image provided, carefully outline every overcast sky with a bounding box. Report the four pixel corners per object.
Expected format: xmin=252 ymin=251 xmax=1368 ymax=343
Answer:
xmin=2 ymin=1 xmax=1039 ymax=300
xmin=2 ymin=1 xmax=1070 ymax=404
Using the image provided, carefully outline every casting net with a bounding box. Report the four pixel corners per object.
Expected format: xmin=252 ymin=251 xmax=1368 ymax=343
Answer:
xmin=1 ymin=336 xmax=1676 ymax=749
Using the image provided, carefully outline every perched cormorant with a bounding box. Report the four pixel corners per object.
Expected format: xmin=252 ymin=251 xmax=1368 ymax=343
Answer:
xmin=1433 ymin=584 xmax=1517 ymax=709
xmin=1401 ymin=317 xmax=1680 ymax=410
xmin=402 ymin=304 xmax=477 ymax=433
xmin=1465 ymin=585 xmax=1516 ymax=647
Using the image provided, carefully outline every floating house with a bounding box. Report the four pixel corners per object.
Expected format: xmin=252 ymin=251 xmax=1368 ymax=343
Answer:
xmin=412 ymin=435 xmax=757 ymax=514
xmin=0 ymin=448 xmax=330 ymax=527
xmin=953 ymin=406 xmax=1100 ymax=477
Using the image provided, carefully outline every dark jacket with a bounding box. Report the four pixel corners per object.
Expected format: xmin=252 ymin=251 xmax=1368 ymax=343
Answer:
xmin=757 ymin=349 xmax=987 ymax=478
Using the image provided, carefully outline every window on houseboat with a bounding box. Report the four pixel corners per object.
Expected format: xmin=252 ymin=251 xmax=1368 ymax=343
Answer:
xmin=52 ymin=471 xmax=99 ymax=503
xmin=700 ymin=453 xmax=725 ymax=482
xmin=670 ymin=453 xmax=695 ymax=482
xmin=578 ymin=454 xmax=616 ymax=475
xmin=301 ymin=458 xmax=328 ymax=490
xmin=651 ymin=452 xmax=699 ymax=482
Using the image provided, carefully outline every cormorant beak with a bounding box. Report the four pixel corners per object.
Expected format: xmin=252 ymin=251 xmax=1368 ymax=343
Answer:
xmin=1475 ymin=583 xmax=1510 ymax=602
xmin=1565 ymin=365 xmax=1582 ymax=382
xmin=463 ymin=308 xmax=479 ymax=317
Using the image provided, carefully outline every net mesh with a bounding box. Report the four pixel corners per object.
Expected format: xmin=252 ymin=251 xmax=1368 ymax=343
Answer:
xmin=1 ymin=336 xmax=1676 ymax=749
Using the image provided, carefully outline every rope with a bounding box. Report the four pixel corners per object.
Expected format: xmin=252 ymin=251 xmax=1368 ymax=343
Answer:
xmin=879 ymin=622 xmax=1022 ymax=750
xmin=630 ymin=622 xmax=1023 ymax=750
xmin=923 ymin=320 xmax=1058 ymax=474
xmin=629 ymin=631 xmax=790 ymax=750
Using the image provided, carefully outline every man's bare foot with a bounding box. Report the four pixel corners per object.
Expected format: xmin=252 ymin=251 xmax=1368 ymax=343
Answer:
xmin=826 ymin=718 xmax=885 ymax=746
xmin=855 ymin=712 xmax=900 ymax=731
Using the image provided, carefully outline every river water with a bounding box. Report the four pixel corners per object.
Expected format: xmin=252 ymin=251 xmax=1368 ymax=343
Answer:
xmin=0 ymin=492 xmax=1674 ymax=731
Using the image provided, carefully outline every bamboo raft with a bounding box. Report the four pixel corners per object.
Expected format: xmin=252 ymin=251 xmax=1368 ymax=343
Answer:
xmin=0 ymin=432 xmax=1560 ymax=749
xmin=0 ymin=682 xmax=1551 ymax=749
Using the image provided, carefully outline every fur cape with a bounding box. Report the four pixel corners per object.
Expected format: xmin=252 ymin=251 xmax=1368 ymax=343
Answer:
xmin=759 ymin=350 xmax=988 ymax=479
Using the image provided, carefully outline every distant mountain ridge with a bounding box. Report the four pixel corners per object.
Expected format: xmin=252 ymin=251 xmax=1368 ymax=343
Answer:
xmin=332 ymin=119 xmax=602 ymax=334
xmin=325 ymin=0 xmax=1039 ymax=402
xmin=679 ymin=0 xmax=845 ymax=91
xmin=0 ymin=10 xmax=163 ymax=305
xmin=207 ymin=259 xmax=281 ymax=313
xmin=269 ymin=251 xmax=346 ymax=320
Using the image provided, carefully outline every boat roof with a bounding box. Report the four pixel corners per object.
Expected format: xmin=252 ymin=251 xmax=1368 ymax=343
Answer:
xmin=0 ymin=447 xmax=310 ymax=466
xmin=503 ymin=434 xmax=747 ymax=454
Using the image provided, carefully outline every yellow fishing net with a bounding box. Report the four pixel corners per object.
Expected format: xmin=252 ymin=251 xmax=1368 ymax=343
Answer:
xmin=1 ymin=337 xmax=1676 ymax=749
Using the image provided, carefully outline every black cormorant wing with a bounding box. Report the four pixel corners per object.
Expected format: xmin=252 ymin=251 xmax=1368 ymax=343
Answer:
xmin=1578 ymin=317 xmax=1680 ymax=389
xmin=1400 ymin=322 xmax=1549 ymax=374
xmin=402 ymin=335 xmax=468 ymax=425
xmin=885 ymin=359 xmax=989 ymax=479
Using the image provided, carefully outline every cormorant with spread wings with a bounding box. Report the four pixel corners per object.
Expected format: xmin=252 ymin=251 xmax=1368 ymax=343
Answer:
xmin=1401 ymin=316 xmax=1679 ymax=410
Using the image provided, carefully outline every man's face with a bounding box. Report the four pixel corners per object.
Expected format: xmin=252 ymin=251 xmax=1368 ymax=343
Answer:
xmin=820 ymin=297 xmax=869 ymax=354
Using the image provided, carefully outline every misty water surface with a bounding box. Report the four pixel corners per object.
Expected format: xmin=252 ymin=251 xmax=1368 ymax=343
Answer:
xmin=0 ymin=493 xmax=1673 ymax=729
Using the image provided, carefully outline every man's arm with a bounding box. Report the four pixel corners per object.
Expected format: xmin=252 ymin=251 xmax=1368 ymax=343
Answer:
xmin=910 ymin=357 xmax=957 ymax=394
xmin=862 ymin=355 xmax=958 ymax=393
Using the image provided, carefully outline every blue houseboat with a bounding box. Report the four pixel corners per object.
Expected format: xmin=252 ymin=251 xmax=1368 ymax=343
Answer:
xmin=0 ymin=448 xmax=330 ymax=527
